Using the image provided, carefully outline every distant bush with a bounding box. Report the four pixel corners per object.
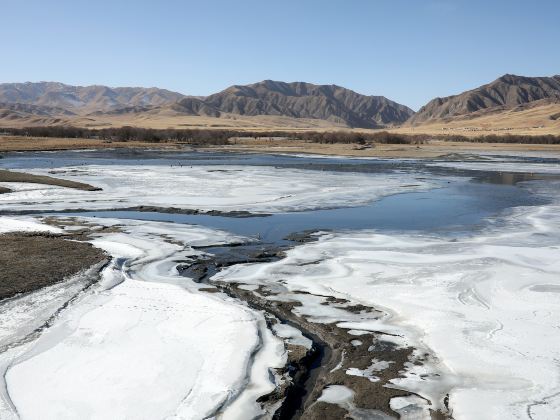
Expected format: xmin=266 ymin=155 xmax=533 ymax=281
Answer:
xmin=442 ymin=134 xmax=560 ymax=144
xmin=2 ymin=126 xmax=560 ymax=145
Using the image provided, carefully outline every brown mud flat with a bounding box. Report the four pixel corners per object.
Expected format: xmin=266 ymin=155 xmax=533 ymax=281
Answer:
xmin=0 ymin=169 xmax=101 ymax=191
xmin=0 ymin=232 xmax=107 ymax=300
xmin=221 ymin=283 xmax=450 ymax=420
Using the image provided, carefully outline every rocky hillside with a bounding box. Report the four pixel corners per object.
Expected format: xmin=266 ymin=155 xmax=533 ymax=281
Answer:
xmin=409 ymin=74 xmax=560 ymax=125
xmin=175 ymin=80 xmax=414 ymax=128
xmin=0 ymin=82 xmax=186 ymax=114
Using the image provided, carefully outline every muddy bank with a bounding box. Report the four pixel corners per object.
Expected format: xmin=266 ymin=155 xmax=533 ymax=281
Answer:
xmin=0 ymin=169 xmax=101 ymax=191
xmin=0 ymin=232 xmax=107 ymax=299
xmin=0 ymin=206 xmax=270 ymax=218
xmin=179 ymin=240 xmax=451 ymax=419
xmin=221 ymin=283 xmax=448 ymax=419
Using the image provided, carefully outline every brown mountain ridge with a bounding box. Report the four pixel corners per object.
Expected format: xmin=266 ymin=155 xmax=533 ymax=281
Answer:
xmin=174 ymin=80 xmax=414 ymax=128
xmin=0 ymin=80 xmax=414 ymax=129
xmin=409 ymin=74 xmax=560 ymax=125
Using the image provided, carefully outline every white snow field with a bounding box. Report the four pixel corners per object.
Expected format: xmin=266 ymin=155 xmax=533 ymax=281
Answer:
xmin=214 ymin=181 xmax=560 ymax=419
xmin=0 ymin=216 xmax=61 ymax=234
xmin=0 ymin=164 xmax=434 ymax=213
xmin=0 ymin=218 xmax=285 ymax=420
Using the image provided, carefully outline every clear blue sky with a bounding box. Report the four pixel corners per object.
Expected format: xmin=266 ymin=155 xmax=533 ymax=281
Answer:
xmin=1 ymin=0 xmax=559 ymax=110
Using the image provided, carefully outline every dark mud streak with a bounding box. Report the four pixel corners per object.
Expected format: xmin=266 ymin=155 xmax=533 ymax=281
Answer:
xmin=0 ymin=206 xmax=271 ymax=218
xmin=220 ymin=284 xmax=334 ymax=420
xmin=526 ymin=391 xmax=560 ymax=420
xmin=0 ymin=169 xmax=101 ymax=191
xmin=180 ymin=236 xmax=452 ymax=419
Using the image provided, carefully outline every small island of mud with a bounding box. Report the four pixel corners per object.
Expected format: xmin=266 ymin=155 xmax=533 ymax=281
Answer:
xmin=0 ymin=232 xmax=107 ymax=299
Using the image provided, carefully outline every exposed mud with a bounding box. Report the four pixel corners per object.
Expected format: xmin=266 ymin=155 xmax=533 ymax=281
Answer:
xmin=0 ymin=232 xmax=107 ymax=299
xmin=0 ymin=206 xmax=270 ymax=218
xmin=178 ymin=239 xmax=452 ymax=420
xmin=0 ymin=169 xmax=101 ymax=191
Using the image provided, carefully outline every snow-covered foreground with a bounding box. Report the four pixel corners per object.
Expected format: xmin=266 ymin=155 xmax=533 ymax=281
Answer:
xmin=0 ymin=164 xmax=434 ymax=213
xmin=2 ymin=157 xmax=560 ymax=419
xmin=0 ymin=219 xmax=285 ymax=420
xmin=214 ymin=181 xmax=560 ymax=419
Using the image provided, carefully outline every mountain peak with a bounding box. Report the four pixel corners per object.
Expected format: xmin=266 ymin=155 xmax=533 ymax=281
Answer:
xmin=408 ymin=74 xmax=560 ymax=125
xmin=197 ymin=80 xmax=413 ymax=127
xmin=0 ymin=82 xmax=186 ymax=113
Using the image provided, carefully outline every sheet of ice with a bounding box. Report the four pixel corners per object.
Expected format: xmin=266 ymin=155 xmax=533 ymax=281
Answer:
xmin=429 ymin=160 xmax=560 ymax=174
xmin=0 ymin=165 xmax=435 ymax=213
xmin=346 ymin=358 xmax=392 ymax=383
xmin=317 ymin=385 xmax=355 ymax=405
xmin=0 ymin=216 xmax=61 ymax=234
xmin=390 ymin=395 xmax=432 ymax=419
xmin=214 ymin=181 xmax=560 ymax=419
xmin=272 ymin=323 xmax=313 ymax=349
xmin=0 ymin=218 xmax=285 ymax=420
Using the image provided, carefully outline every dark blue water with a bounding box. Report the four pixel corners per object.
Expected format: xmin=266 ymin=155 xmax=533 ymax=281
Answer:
xmin=2 ymin=149 xmax=550 ymax=243
xmin=59 ymin=180 xmax=543 ymax=244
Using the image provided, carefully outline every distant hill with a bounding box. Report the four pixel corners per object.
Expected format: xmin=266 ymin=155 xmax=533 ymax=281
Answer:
xmin=0 ymin=81 xmax=413 ymax=129
xmin=175 ymin=80 xmax=414 ymax=128
xmin=0 ymin=82 xmax=186 ymax=114
xmin=409 ymin=74 xmax=560 ymax=125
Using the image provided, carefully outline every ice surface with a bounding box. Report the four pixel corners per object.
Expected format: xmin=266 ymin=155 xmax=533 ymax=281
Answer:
xmin=317 ymin=385 xmax=355 ymax=405
xmin=2 ymin=158 xmax=560 ymax=418
xmin=0 ymin=165 xmax=435 ymax=213
xmin=214 ymin=181 xmax=560 ymax=419
xmin=272 ymin=323 xmax=313 ymax=349
xmin=429 ymin=160 xmax=560 ymax=174
xmin=0 ymin=218 xmax=285 ymax=420
xmin=0 ymin=216 xmax=61 ymax=234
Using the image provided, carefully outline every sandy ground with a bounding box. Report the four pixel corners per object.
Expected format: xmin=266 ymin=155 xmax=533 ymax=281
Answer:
xmin=3 ymin=136 xmax=560 ymax=158
xmin=204 ymin=138 xmax=560 ymax=158
xmin=0 ymin=136 xmax=181 ymax=152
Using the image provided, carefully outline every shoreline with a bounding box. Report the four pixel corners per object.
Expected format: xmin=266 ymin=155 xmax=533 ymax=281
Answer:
xmin=0 ymin=231 xmax=107 ymax=300
xmin=0 ymin=169 xmax=101 ymax=191
xmin=201 ymin=139 xmax=560 ymax=159
xmin=2 ymin=136 xmax=560 ymax=159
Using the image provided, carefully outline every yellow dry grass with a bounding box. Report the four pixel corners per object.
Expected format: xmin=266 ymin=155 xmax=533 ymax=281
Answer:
xmin=1 ymin=102 xmax=559 ymax=137
xmin=396 ymin=103 xmax=560 ymax=136
xmin=204 ymin=138 xmax=560 ymax=158
xmin=2 ymin=136 xmax=560 ymax=158
xmin=0 ymin=136 xmax=181 ymax=152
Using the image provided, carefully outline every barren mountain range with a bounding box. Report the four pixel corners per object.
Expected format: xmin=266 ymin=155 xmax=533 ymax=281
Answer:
xmin=0 ymin=75 xmax=559 ymax=132
xmin=408 ymin=74 xmax=560 ymax=125
xmin=173 ymin=80 xmax=414 ymax=128
xmin=0 ymin=81 xmax=413 ymax=129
